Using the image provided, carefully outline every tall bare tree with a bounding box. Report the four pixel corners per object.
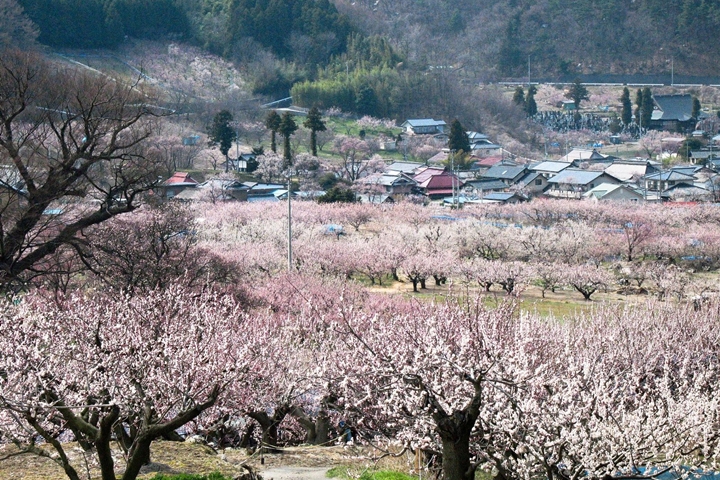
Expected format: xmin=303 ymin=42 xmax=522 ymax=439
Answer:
xmin=0 ymin=49 xmax=166 ymax=289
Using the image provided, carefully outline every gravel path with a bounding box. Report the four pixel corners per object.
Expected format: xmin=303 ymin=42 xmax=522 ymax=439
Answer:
xmin=260 ymin=466 xmax=330 ymax=480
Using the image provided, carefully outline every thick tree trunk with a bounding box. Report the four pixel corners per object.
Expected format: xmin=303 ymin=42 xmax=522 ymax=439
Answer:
xmin=239 ymin=422 xmax=257 ymax=449
xmin=420 ymin=278 xmax=426 ymax=289
xmin=434 ymin=402 xmax=478 ymax=480
xmin=96 ymin=407 xmax=120 ymax=480
xmin=247 ymin=408 xmax=288 ymax=452
xmin=122 ymin=437 xmax=152 ymax=480
xmin=289 ymin=406 xmax=330 ymax=445
xmin=572 ymin=285 xmax=596 ymax=301
xmin=440 ymin=434 xmax=473 ymax=480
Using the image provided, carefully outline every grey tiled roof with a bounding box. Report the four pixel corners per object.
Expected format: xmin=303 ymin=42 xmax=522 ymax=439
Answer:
xmin=547 ymin=169 xmax=607 ymax=185
xmin=652 ymin=95 xmax=694 ymax=122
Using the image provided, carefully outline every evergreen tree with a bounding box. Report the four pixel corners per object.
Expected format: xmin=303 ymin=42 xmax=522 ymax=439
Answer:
xmin=355 ymin=84 xmax=378 ymax=116
xmin=566 ymin=79 xmax=589 ymax=110
xmin=621 ymin=87 xmax=632 ymax=125
xmin=641 ymin=87 xmax=654 ymax=128
xmin=512 ymin=87 xmax=525 ymax=107
xmin=498 ymin=13 xmax=523 ymax=76
xmin=526 ymin=85 xmax=537 ymax=117
xmin=303 ymin=107 xmax=326 ymax=156
xmin=317 ymin=186 xmax=356 ymax=203
xmin=635 ymin=88 xmax=643 ymax=125
xmin=208 ymin=110 xmax=237 ymax=172
xmin=447 ymin=119 xmax=470 ymax=154
xmin=265 ymin=110 xmax=281 ymax=153
xmin=278 ymin=112 xmax=298 ymax=164
xmin=692 ymin=96 xmax=701 ymax=118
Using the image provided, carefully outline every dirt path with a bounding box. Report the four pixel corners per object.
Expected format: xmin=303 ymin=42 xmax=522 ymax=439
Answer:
xmin=260 ymin=466 xmax=330 ymax=480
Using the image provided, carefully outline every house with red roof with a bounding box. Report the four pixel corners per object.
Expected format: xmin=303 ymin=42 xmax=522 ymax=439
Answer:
xmin=412 ymin=168 xmax=463 ymax=199
xmin=159 ymin=172 xmax=199 ymax=199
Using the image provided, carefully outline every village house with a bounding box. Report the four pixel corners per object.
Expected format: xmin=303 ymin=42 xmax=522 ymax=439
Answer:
xmin=480 ymin=163 xmax=528 ymax=185
xmin=583 ymin=183 xmax=645 ymax=202
xmin=175 ymin=178 xmax=250 ymax=202
xmin=529 ymin=160 xmax=572 ymax=179
xmin=650 ymin=94 xmax=697 ymax=132
xmin=642 ymin=170 xmax=696 ymax=193
xmin=546 ymin=169 xmax=621 ymax=199
xmin=604 ymin=159 xmax=660 ymax=183
xmin=401 ymin=119 xmax=447 ymax=135
xmin=356 ymin=172 xmax=417 ymax=197
xmin=159 ymin=172 xmax=199 ymax=199
xmin=412 ymin=167 xmax=462 ymax=199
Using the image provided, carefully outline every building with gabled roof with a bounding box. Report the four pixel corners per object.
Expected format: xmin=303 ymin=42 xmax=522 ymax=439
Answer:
xmin=401 ymin=119 xmax=447 ymax=135
xmin=480 ymin=164 xmax=528 ymax=185
xmin=643 ymin=170 xmax=696 ymax=192
xmin=546 ymin=169 xmax=621 ymax=199
xmin=604 ymin=160 xmax=660 ymax=183
xmin=386 ymin=161 xmax=426 ymax=175
xmin=357 ymin=172 xmax=417 ymax=197
xmin=530 ymin=161 xmax=572 ymax=178
xmin=160 ymin=172 xmax=199 ymax=199
xmin=583 ymin=183 xmax=645 ymax=202
xmin=412 ymin=169 xmax=462 ymax=199
xmin=650 ymin=94 xmax=697 ymax=132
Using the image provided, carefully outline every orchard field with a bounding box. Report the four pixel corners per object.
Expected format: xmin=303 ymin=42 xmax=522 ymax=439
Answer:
xmin=3 ymin=199 xmax=720 ymax=480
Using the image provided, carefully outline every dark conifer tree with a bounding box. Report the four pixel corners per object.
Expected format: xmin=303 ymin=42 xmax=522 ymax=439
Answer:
xmin=278 ymin=112 xmax=298 ymax=164
xmin=621 ymin=87 xmax=632 ymax=125
xmin=265 ymin=110 xmax=281 ymax=153
xmin=303 ymin=107 xmax=326 ymax=157
xmin=512 ymin=87 xmax=525 ymax=107
xmin=447 ymin=119 xmax=470 ymax=154
xmin=208 ymin=110 xmax=237 ymax=172
xmin=526 ymin=85 xmax=537 ymax=117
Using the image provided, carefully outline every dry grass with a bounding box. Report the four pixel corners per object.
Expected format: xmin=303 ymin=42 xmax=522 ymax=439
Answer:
xmin=0 ymin=443 xmax=398 ymax=480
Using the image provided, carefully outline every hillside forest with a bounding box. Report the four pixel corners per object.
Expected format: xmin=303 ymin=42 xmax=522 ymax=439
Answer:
xmin=11 ymin=0 xmax=720 ymax=91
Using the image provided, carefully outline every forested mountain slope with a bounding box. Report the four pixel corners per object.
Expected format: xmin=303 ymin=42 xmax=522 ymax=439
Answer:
xmin=335 ymin=0 xmax=720 ymax=78
xmin=15 ymin=0 xmax=720 ymax=78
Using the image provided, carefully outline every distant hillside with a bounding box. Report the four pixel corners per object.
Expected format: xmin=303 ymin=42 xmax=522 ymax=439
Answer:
xmin=17 ymin=0 xmax=720 ymax=79
xmin=333 ymin=0 xmax=720 ymax=79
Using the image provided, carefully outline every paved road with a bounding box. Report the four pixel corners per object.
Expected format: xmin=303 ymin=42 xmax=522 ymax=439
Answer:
xmin=260 ymin=466 xmax=330 ymax=480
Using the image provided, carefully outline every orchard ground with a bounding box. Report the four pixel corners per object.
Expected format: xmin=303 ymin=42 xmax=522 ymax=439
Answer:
xmin=0 ymin=442 xmax=422 ymax=479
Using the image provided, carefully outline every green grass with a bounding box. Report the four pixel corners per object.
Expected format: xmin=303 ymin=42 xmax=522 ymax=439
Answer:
xmin=150 ymin=473 xmax=231 ymax=480
xmin=325 ymin=118 xmax=401 ymax=139
xmin=326 ymin=466 xmax=417 ymax=480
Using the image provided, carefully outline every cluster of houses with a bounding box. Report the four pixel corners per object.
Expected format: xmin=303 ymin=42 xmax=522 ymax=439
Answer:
xmin=159 ymin=143 xmax=720 ymax=206
xmin=356 ymin=145 xmax=720 ymax=205
xmin=159 ymin=93 xmax=720 ymax=205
